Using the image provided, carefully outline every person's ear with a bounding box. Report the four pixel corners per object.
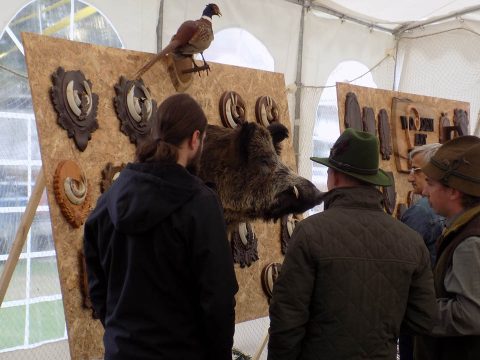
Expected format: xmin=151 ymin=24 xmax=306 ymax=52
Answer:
xmin=449 ymin=187 xmax=463 ymax=202
xmin=189 ymin=130 xmax=201 ymax=150
xmin=332 ymin=170 xmax=343 ymax=187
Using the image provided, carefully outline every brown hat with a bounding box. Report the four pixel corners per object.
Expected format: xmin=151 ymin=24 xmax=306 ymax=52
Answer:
xmin=422 ymin=135 xmax=480 ymax=196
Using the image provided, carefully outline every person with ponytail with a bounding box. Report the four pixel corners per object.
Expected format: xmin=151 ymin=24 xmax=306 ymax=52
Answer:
xmin=84 ymin=93 xmax=238 ymax=360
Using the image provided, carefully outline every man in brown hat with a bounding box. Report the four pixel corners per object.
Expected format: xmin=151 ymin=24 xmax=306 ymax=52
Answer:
xmin=415 ymin=135 xmax=480 ymax=360
xmin=268 ymin=128 xmax=436 ymax=360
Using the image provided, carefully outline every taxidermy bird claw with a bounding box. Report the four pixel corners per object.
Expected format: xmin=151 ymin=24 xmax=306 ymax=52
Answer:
xmin=133 ymin=4 xmax=221 ymax=80
xmin=182 ymin=61 xmax=211 ymax=76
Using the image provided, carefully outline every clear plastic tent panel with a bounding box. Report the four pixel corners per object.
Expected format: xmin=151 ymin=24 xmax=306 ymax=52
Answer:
xmin=0 ymin=117 xmax=29 ymax=160
xmin=0 ymin=0 xmax=123 ymax=357
xmin=0 ymin=72 xmax=32 ymax=112
xmin=310 ymin=61 xmax=378 ymax=193
xmin=8 ymin=1 xmax=42 ymax=41
xmin=38 ymin=0 xmax=71 ymax=39
xmin=73 ymin=1 xmax=122 ymax=47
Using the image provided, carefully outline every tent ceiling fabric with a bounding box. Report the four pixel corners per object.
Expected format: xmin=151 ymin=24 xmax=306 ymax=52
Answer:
xmin=312 ymin=0 xmax=480 ymax=27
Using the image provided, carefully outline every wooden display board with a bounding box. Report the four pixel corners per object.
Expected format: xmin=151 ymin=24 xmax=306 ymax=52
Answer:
xmin=22 ymin=33 xmax=290 ymax=360
xmin=336 ymin=82 xmax=470 ymax=209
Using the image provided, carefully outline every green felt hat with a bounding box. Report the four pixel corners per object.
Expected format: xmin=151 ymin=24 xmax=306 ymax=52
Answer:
xmin=311 ymin=128 xmax=392 ymax=186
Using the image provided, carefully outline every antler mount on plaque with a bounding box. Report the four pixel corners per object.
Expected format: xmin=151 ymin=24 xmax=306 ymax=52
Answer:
xmin=230 ymin=222 xmax=259 ymax=268
xmin=114 ymin=76 xmax=157 ymax=145
xmin=101 ymin=162 xmax=126 ymax=193
xmin=53 ymin=160 xmax=91 ymax=228
xmin=50 ymin=67 xmax=99 ymax=151
xmin=255 ymin=95 xmax=280 ymax=127
xmin=219 ymin=91 xmax=246 ymax=129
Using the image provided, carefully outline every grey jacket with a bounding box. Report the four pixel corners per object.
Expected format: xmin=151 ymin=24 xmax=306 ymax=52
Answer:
xmin=268 ymin=186 xmax=436 ymax=360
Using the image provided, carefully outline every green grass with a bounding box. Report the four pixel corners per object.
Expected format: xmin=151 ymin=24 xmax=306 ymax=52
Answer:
xmin=0 ymin=300 xmax=66 ymax=350
xmin=0 ymin=259 xmax=26 ymax=301
xmin=0 ymin=305 xmax=25 ymax=349
xmin=0 ymin=256 xmax=61 ymax=301
xmin=30 ymin=257 xmax=61 ymax=297
xmin=0 ymin=257 xmax=65 ymax=350
xmin=29 ymin=300 xmax=66 ymax=343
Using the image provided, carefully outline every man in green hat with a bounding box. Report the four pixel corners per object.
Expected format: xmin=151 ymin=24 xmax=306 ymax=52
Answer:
xmin=415 ymin=135 xmax=480 ymax=360
xmin=268 ymin=128 xmax=436 ymax=360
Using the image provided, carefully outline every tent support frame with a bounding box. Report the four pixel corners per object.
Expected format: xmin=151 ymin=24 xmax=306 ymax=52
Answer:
xmin=284 ymin=0 xmax=480 ymax=36
xmin=293 ymin=0 xmax=308 ymax=169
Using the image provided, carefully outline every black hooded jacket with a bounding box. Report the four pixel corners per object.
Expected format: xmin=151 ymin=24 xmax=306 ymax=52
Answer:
xmin=84 ymin=162 xmax=238 ymax=360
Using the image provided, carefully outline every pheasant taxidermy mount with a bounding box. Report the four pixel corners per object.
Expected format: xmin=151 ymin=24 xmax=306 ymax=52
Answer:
xmin=134 ymin=3 xmax=221 ymax=79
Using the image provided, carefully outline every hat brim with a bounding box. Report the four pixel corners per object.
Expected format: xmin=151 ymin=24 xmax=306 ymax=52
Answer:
xmin=422 ymin=160 xmax=480 ymax=196
xmin=311 ymin=157 xmax=393 ymax=187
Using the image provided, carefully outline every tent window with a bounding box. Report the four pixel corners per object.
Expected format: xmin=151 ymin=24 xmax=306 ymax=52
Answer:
xmin=310 ymin=61 xmax=377 ymax=210
xmin=203 ymin=27 xmax=274 ymax=71
xmin=0 ymin=0 xmax=122 ymax=352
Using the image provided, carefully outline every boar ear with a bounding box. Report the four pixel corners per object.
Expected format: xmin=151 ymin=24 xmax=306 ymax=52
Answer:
xmin=268 ymin=122 xmax=289 ymax=155
xmin=237 ymin=122 xmax=257 ymax=161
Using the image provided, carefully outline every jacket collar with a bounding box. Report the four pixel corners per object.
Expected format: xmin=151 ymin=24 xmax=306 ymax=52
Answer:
xmin=323 ymin=186 xmax=385 ymax=211
xmin=442 ymin=204 xmax=480 ymax=238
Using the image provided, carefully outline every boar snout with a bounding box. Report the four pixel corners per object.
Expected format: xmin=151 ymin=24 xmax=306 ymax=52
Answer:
xmin=264 ymin=180 xmax=325 ymax=220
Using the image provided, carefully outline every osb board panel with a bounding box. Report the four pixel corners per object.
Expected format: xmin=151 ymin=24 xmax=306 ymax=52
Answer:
xmin=23 ymin=33 xmax=289 ymax=360
xmin=336 ymin=82 xmax=469 ymax=211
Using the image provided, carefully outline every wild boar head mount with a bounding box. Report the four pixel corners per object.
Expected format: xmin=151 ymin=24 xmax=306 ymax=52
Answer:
xmin=200 ymin=122 xmax=324 ymax=225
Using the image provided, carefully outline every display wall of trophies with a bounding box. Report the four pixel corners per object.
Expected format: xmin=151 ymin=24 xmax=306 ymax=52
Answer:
xmin=344 ymin=91 xmax=469 ymax=219
xmin=49 ymin=67 xmax=288 ymax=301
xmin=219 ymin=90 xmax=280 ymax=129
xmin=345 ymin=92 xmax=469 ymax=163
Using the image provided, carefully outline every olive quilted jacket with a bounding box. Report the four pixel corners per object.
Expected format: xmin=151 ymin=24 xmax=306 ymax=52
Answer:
xmin=268 ymin=186 xmax=436 ymax=360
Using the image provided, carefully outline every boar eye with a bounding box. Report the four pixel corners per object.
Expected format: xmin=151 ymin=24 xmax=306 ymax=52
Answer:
xmin=260 ymin=158 xmax=272 ymax=167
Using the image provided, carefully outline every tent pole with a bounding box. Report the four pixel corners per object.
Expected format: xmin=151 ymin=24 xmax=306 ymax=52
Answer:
xmin=293 ymin=0 xmax=307 ymax=171
xmin=392 ymin=37 xmax=400 ymax=91
xmin=156 ymin=0 xmax=164 ymax=52
xmin=0 ymin=167 xmax=45 ymax=307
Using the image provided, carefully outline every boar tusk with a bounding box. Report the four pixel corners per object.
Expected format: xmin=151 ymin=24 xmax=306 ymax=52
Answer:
xmin=232 ymin=103 xmax=240 ymax=118
xmin=265 ymin=266 xmax=275 ymax=296
xmin=224 ymin=97 xmax=238 ymax=128
xmin=144 ymin=100 xmax=152 ymax=119
xmin=260 ymin=104 xmax=269 ymax=127
xmin=238 ymin=222 xmax=249 ymax=246
xmin=139 ymin=84 xmax=153 ymax=120
xmin=133 ymin=97 xmax=142 ymax=114
xmin=262 ymin=262 xmax=282 ymax=298
xmin=66 ymin=81 xmax=82 ymax=117
xmin=64 ymin=176 xmax=87 ymax=205
xmin=287 ymin=215 xmax=298 ymax=237
xmin=74 ymin=91 xmax=81 ymax=107
xmin=293 ymin=185 xmax=299 ymax=199
xmin=82 ymin=80 xmax=93 ymax=116
xmin=112 ymin=171 xmax=121 ymax=181
xmin=127 ymin=85 xmax=142 ymax=122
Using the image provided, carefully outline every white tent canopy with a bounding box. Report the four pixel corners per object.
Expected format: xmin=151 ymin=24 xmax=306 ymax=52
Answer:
xmin=309 ymin=0 xmax=480 ymax=29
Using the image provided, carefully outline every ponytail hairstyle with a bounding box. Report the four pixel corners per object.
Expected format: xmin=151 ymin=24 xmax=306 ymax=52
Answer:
xmin=136 ymin=93 xmax=207 ymax=163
